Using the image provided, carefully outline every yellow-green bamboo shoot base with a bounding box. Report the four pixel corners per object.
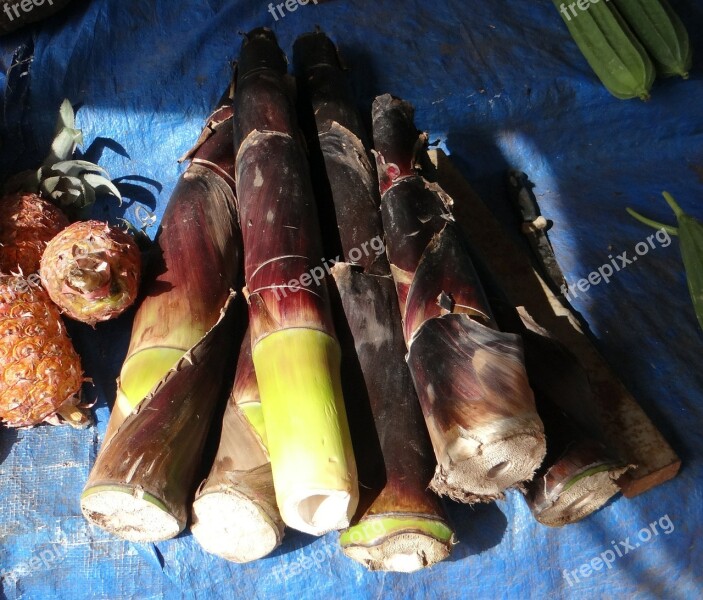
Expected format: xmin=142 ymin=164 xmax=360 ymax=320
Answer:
xmin=253 ymin=328 xmax=358 ymax=536
xmin=118 ymin=347 xmax=188 ymax=410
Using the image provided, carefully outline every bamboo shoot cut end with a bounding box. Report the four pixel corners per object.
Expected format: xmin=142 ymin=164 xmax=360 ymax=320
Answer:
xmin=340 ymin=517 xmax=453 ymax=571
xmin=80 ymin=487 xmax=182 ymax=542
xmin=343 ymin=535 xmax=450 ymax=572
xmin=535 ymin=470 xmax=625 ymax=527
xmin=191 ymin=491 xmax=283 ymax=562
xmin=433 ymin=429 xmax=546 ymax=502
xmin=284 ymin=490 xmax=354 ymax=536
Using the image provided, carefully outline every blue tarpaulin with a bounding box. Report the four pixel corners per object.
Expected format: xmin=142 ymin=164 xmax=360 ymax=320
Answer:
xmin=1 ymin=1 xmax=702 ymax=598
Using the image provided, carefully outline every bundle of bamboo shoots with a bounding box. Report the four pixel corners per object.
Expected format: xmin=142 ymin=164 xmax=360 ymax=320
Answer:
xmin=81 ymin=87 xmax=242 ymax=541
xmin=191 ymin=328 xmax=285 ymax=562
xmin=233 ymin=28 xmax=358 ymax=536
xmin=294 ymin=31 xmax=454 ymax=571
xmin=371 ymin=94 xmax=546 ymax=502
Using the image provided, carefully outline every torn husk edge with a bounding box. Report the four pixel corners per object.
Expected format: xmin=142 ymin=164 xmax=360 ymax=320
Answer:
xmin=106 ymin=89 xmax=240 ymax=444
xmin=191 ymin=328 xmax=284 ymax=562
xmin=475 ymin=260 xmax=633 ymax=525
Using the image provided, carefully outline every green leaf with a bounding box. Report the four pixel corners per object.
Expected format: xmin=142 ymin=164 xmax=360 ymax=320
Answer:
xmin=82 ymin=173 xmax=122 ymax=204
xmin=55 ymin=99 xmax=76 ymax=134
xmin=48 ymin=160 xmax=110 ymax=178
xmin=46 ymin=128 xmax=84 ymax=165
xmin=626 ymin=207 xmax=679 ymax=236
xmin=678 ymin=214 xmax=703 ymax=331
xmin=39 ymin=175 xmax=64 ymax=195
xmin=629 ymin=192 xmax=703 ymax=331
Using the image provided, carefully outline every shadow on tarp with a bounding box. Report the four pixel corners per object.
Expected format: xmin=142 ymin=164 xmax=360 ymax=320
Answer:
xmin=0 ymin=427 xmax=18 ymax=465
xmin=445 ymin=499 xmax=508 ymax=562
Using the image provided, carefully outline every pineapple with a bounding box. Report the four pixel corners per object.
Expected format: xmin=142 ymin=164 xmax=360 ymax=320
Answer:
xmin=0 ymin=99 xmax=122 ymax=428
xmin=0 ymin=193 xmax=70 ymax=274
xmin=40 ymin=221 xmax=142 ymax=325
xmin=1 ymin=99 xmax=122 ymax=275
xmin=0 ymin=275 xmax=88 ymax=427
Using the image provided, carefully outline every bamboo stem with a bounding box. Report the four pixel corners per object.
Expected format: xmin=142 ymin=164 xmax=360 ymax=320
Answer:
xmin=294 ymin=31 xmax=453 ymax=570
xmin=233 ymin=28 xmax=358 ymax=536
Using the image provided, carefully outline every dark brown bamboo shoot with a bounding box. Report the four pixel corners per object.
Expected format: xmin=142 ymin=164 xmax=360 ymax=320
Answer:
xmin=475 ymin=266 xmax=632 ymax=525
xmin=521 ymin=329 xmax=631 ymax=526
xmin=294 ymin=31 xmax=453 ymax=571
xmin=233 ymin=28 xmax=358 ymax=536
xmin=372 ymin=94 xmax=546 ymax=502
xmin=81 ymin=88 xmax=242 ymax=541
xmin=191 ymin=328 xmax=284 ymax=561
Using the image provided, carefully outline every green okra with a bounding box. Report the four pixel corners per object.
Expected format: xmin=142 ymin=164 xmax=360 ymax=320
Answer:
xmin=553 ymin=0 xmax=656 ymax=100
xmin=613 ymin=0 xmax=692 ymax=79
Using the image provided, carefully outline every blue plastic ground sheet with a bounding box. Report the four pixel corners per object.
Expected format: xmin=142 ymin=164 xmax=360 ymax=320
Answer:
xmin=1 ymin=0 xmax=702 ymax=598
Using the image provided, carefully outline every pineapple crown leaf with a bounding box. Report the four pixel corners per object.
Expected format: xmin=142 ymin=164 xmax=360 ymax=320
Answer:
xmin=36 ymin=100 xmax=123 ymax=210
xmin=81 ymin=173 xmax=122 ymax=205
xmin=44 ymin=127 xmax=83 ymax=167
xmin=56 ymin=99 xmax=76 ymax=133
xmin=44 ymin=160 xmax=110 ymax=178
xmin=1 ymin=100 xmax=123 ymax=211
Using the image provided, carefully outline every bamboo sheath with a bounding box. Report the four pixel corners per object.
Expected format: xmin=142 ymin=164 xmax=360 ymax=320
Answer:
xmin=372 ymin=94 xmax=546 ymax=502
xmin=81 ymin=89 xmax=242 ymax=541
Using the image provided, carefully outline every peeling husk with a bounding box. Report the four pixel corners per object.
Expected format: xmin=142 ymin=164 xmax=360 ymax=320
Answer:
xmin=81 ymin=88 xmax=242 ymax=541
xmin=81 ymin=293 xmax=238 ymax=541
xmin=371 ymin=94 xmax=545 ymax=502
xmin=476 ymin=264 xmax=632 ymax=525
xmin=234 ymin=28 xmax=358 ymax=536
xmin=191 ymin=328 xmax=284 ymax=562
xmin=294 ymin=30 xmax=452 ymax=570
xmin=104 ymin=89 xmax=241 ymax=445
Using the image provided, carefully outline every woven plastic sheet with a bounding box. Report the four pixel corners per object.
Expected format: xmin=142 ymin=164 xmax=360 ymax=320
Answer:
xmin=1 ymin=1 xmax=702 ymax=598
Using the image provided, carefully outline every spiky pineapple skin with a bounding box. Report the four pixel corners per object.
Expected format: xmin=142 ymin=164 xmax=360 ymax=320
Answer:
xmin=0 ymin=275 xmax=83 ymax=427
xmin=40 ymin=221 xmax=141 ymax=325
xmin=0 ymin=193 xmax=69 ymax=275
